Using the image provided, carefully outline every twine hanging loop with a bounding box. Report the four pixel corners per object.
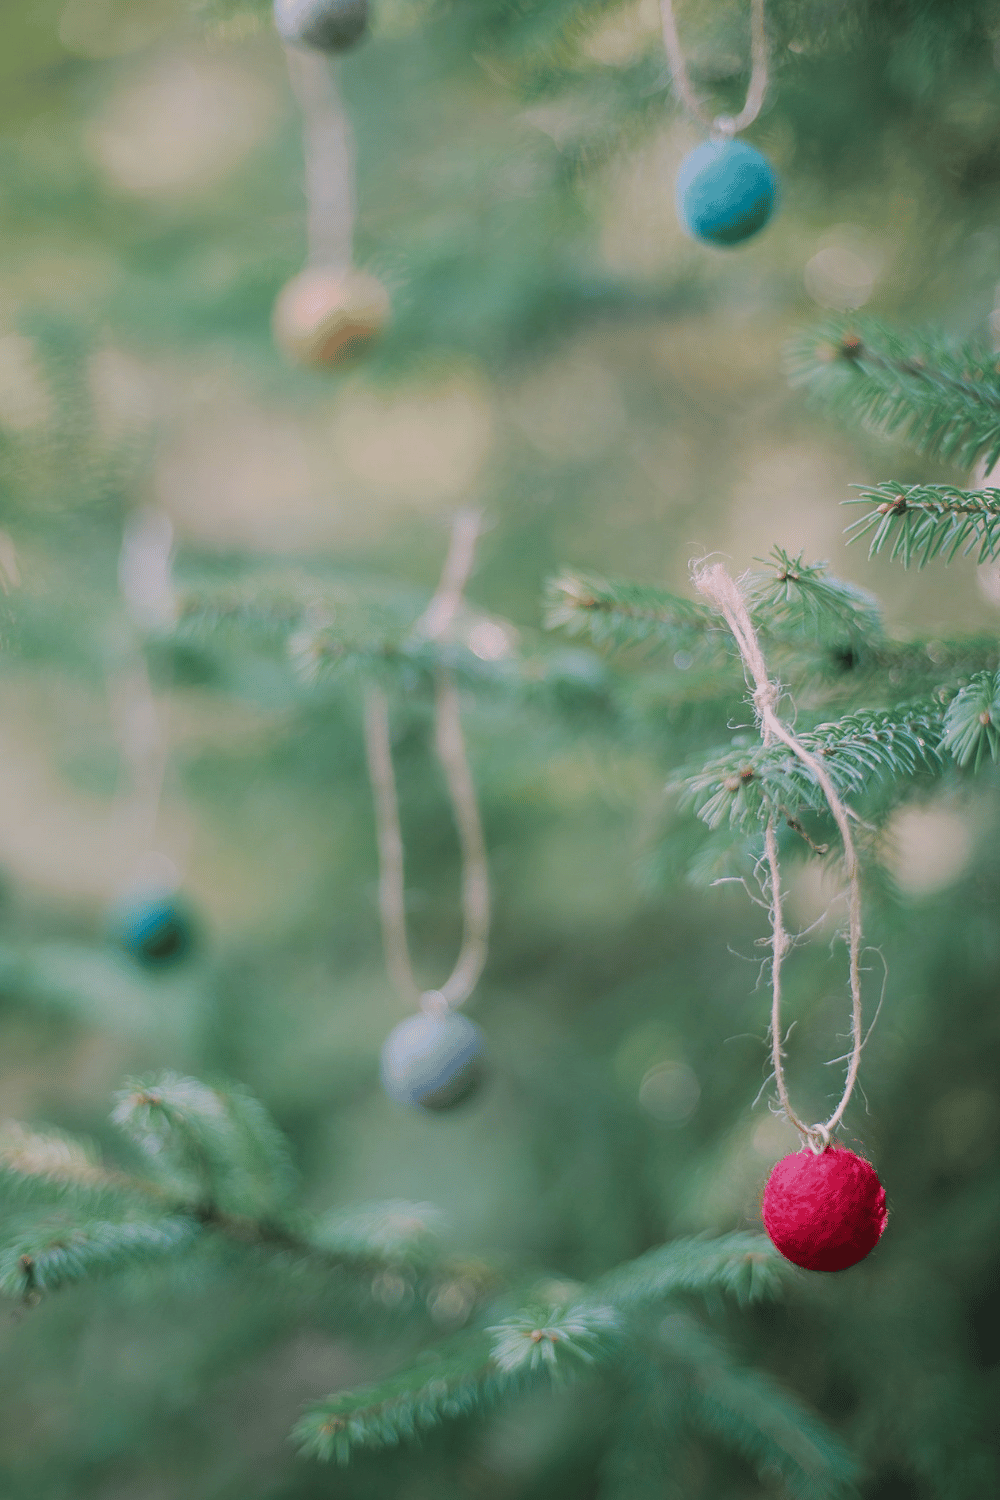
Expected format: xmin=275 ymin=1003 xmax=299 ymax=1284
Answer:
xmin=363 ymin=514 xmax=491 ymax=1013
xmin=693 ymin=562 xmax=865 ymax=1147
xmin=659 ymin=0 xmax=769 ymax=137
xmin=109 ymin=510 xmax=178 ymax=868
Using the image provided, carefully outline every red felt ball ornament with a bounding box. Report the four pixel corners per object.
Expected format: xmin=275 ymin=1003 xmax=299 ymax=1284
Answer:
xmin=762 ymin=1145 xmax=887 ymax=1272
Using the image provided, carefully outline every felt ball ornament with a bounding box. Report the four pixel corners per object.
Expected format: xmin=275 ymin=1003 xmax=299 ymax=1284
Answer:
xmin=272 ymin=267 xmax=389 ymax=368
xmin=675 ymin=138 xmax=777 ymax=246
xmin=273 ymin=0 xmax=369 ymax=52
xmin=380 ymin=1011 xmax=487 ymax=1111
xmin=762 ymin=1145 xmax=887 ymax=1272
xmin=114 ymin=894 xmax=194 ymax=968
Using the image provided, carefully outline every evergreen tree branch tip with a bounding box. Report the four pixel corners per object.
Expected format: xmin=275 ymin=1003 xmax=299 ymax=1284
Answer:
xmin=846 ymin=483 xmax=1000 ymax=567
xmin=789 ymin=318 xmax=1000 ymax=470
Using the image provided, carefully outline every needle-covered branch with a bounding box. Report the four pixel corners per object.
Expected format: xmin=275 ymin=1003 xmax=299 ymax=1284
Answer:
xmin=295 ymin=1234 xmax=791 ymax=1465
xmin=746 ymin=548 xmax=884 ymax=653
xmin=0 ymin=1214 xmax=199 ymax=1299
xmin=790 ymin=319 xmax=1000 ymax=470
xmin=294 ymin=1232 xmax=855 ymax=1494
xmin=294 ymin=1330 xmax=523 ymax=1463
xmin=0 ymin=1076 xmax=843 ymax=1485
xmin=845 ymin=483 xmax=1000 ymax=567
xmin=544 ymin=572 xmax=718 ymax=655
xmin=673 ymin=702 xmax=947 ymax=833
xmin=296 ymin=1308 xmax=620 ymax=1464
xmin=173 ymin=572 xmax=616 ymax=720
xmin=590 ymin=1231 xmax=788 ymax=1310
xmin=661 ymin=1314 xmax=859 ymax=1500
xmin=111 ymin=1072 xmax=296 ymax=1217
xmin=942 ymin=670 xmax=1000 ymax=768
xmin=546 ymin=554 xmax=883 ymax=668
xmin=0 ymin=1122 xmax=149 ymax=1212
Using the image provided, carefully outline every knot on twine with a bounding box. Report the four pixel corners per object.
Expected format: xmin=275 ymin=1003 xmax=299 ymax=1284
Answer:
xmin=712 ymin=114 xmax=738 ymax=138
xmin=804 ymin=1122 xmax=832 ymax=1155
xmin=753 ymin=681 xmax=781 ymax=718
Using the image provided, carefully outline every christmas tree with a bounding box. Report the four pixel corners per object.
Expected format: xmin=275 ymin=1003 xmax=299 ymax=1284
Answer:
xmin=1 ymin=2 xmax=999 ymax=1496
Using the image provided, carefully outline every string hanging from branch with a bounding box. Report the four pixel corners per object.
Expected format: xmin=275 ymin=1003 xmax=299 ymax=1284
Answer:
xmin=363 ymin=513 xmax=491 ymax=1112
xmin=272 ymin=1 xmax=389 ymax=368
xmin=693 ymin=562 xmax=887 ymax=1273
xmin=659 ymin=0 xmax=778 ymax=247
xmin=108 ymin=510 xmax=194 ymax=968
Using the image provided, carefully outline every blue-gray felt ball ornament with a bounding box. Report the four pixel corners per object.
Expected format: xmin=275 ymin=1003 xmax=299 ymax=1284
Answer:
xmin=676 ymin=138 xmax=777 ymax=246
xmin=273 ymin=0 xmax=369 ymax=52
xmin=380 ymin=1009 xmax=487 ymax=1111
xmin=115 ymin=894 xmax=194 ymax=968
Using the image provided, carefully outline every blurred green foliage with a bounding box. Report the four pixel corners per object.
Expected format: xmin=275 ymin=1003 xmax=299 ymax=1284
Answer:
xmin=0 ymin=1 xmax=999 ymax=1497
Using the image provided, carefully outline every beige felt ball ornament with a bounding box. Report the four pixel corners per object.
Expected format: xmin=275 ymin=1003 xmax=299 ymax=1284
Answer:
xmin=272 ymin=15 xmax=389 ymax=369
xmin=694 ymin=563 xmax=888 ymax=1272
xmin=272 ymin=266 xmax=389 ymax=366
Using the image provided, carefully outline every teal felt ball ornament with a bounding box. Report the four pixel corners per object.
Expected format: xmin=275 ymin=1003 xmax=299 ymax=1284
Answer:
xmin=273 ymin=0 xmax=369 ymax=52
xmin=115 ymin=895 xmax=194 ymax=968
xmin=676 ymin=138 xmax=777 ymax=246
xmin=380 ymin=1011 xmax=487 ymax=1111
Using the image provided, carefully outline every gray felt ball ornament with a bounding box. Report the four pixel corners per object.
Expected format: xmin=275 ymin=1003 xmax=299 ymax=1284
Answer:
xmin=273 ymin=0 xmax=369 ymax=52
xmin=380 ymin=1011 xmax=488 ymax=1111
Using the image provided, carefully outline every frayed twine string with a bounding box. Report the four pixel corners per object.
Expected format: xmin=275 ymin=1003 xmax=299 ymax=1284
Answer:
xmin=363 ymin=514 xmax=490 ymax=1015
xmin=659 ymin=0 xmax=768 ymax=138
xmin=693 ymin=562 xmax=864 ymax=1153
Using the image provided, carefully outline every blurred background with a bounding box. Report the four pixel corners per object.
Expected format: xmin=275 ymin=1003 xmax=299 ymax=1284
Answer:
xmin=1 ymin=1 xmax=999 ymax=1495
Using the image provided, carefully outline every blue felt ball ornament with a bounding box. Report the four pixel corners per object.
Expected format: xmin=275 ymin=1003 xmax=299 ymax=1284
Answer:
xmin=273 ymin=0 xmax=369 ymax=52
xmin=116 ymin=895 xmax=194 ymax=967
xmin=380 ymin=1011 xmax=487 ymax=1111
xmin=676 ymin=138 xmax=777 ymax=246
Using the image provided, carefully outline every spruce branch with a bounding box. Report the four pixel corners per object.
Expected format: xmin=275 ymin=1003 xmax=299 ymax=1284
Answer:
xmin=295 ymin=1235 xmax=795 ymax=1465
xmin=111 ymin=1072 xmax=295 ymax=1217
xmin=845 ymin=483 xmax=1000 ymax=567
xmin=544 ymin=572 xmax=718 ymax=655
xmin=942 ymin=670 xmax=1000 ymax=769
xmin=296 ymin=1302 xmax=622 ymax=1463
xmin=488 ymin=1302 xmax=620 ymax=1376
xmin=307 ymin=1201 xmax=445 ymax=1267
xmin=174 ymin=575 xmax=320 ymax=644
xmin=590 ymin=1232 xmax=787 ymax=1311
xmin=598 ymin=1362 xmax=687 ymax=1500
xmin=674 ymin=702 xmax=946 ymax=832
xmin=0 ymin=1079 xmax=485 ymax=1303
xmin=1 ymin=1093 xmax=848 ymax=1483
xmin=790 ymin=318 xmax=1000 ymax=470
xmin=662 ymin=1314 xmax=859 ymax=1500
xmin=0 ymin=1214 xmax=199 ymax=1300
xmin=546 ymin=555 xmax=883 ymax=668
xmin=747 ymin=548 xmax=884 ymax=652
xmin=0 ymin=1122 xmax=140 ymax=1209
xmin=294 ymin=1331 xmax=521 ymax=1463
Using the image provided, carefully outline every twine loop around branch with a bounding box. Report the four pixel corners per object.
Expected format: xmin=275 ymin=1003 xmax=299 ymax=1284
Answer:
xmin=693 ymin=561 xmax=866 ymax=1149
